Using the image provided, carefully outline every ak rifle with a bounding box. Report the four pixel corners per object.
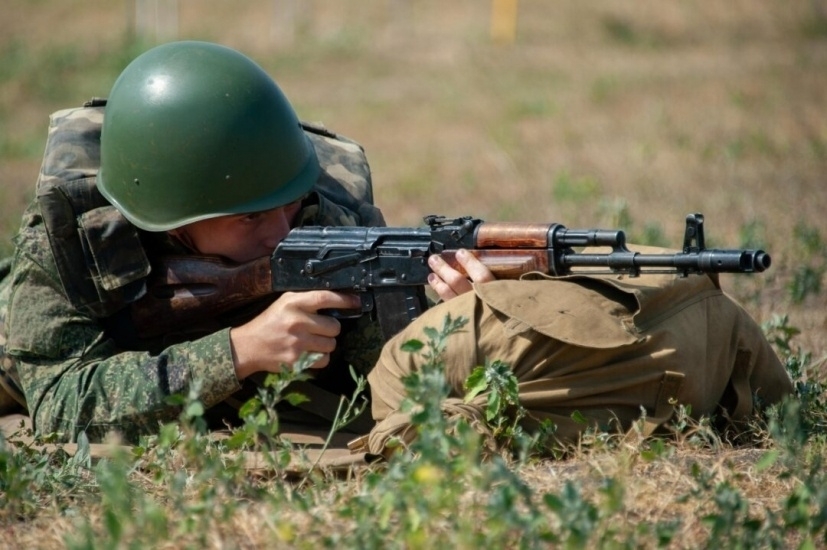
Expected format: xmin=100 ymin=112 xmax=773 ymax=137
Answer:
xmin=132 ymin=213 xmax=770 ymax=339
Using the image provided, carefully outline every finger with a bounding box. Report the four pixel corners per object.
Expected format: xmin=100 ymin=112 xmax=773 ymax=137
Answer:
xmin=282 ymin=352 xmax=331 ymax=370
xmin=428 ymin=254 xmax=472 ymax=291
xmin=427 ymin=272 xmax=460 ymax=301
xmin=289 ymin=290 xmax=361 ymax=313
xmin=456 ymin=249 xmax=496 ymax=283
xmin=309 ymin=353 xmax=330 ymax=369
xmin=305 ymin=312 xmax=343 ymax=337
xmin=302 ymin=333 xmax=338 ymax=354
xmin=301 ymin=334 xmax=337 ymax=369
xmin=279 ymin=334 xmax=337 ymax=370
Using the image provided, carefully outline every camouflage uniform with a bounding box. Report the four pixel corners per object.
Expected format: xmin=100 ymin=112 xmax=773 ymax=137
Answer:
xmin=0 ymin=104 xmax=386 ymax=443
xmin=0 ymin=258 xmax=18 ymax=414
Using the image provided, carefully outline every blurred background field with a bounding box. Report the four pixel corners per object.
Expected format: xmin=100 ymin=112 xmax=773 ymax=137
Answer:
xmin=1 ymin=0 xmax=826 ymax=354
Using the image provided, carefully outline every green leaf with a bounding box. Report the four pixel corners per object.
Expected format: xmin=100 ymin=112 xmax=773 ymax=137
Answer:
xmin=185 ymin=401 xmax=205 ymax=419
xmin=423 ymin=326 xmax=439 ymax=341
xmin=224 ymin=429 xmax=252 ymax=450
xmin=103 ymin=508 xmax=122 ymax=543
xmin=640 ymin=450 xmax=657 ymax=462
xmin=401 ymin=339 xmax=424 ymax=352
xmin=543 ymin=493 xmax=564 ymax=511
xmin=463 ymin=366 xmax=489 ymax=402
xmin=486 ymin=390 xmax=502 ymax=421
xmin=238 ymin=396 xmax=262 ymax=418
xmin=263 ymin=373 xmax=281 ymax=388
xmin=571 ymin=410 xmax=588 ymax=424
xmin=165 ymin=393 xmax=186 ymax=406
xmin=285 ymin=392 xmax=310 ymax=406
xmin=755 ymin=450 xmax=779 ymax=472
xmin=158 ymin=423 xmax=180 ymax=447
xmin=70 ymin=431 xmax=92 ymax=468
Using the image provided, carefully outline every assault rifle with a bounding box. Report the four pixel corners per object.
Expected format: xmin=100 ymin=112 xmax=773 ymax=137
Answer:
xmin=132 ymin=213 xmax=770 ymax=339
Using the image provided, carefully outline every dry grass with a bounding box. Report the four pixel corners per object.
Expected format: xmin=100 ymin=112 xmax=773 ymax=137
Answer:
xmin=1 ymin=1 xmax=826 ymax=547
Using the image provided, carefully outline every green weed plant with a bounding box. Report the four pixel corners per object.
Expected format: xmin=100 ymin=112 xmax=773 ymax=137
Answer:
xmin=1 ymin=312 xmax=827 ymax=547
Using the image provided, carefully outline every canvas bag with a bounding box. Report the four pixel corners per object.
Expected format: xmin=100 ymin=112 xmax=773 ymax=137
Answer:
xmin=359 ymin=264 xmax=793 ymax=455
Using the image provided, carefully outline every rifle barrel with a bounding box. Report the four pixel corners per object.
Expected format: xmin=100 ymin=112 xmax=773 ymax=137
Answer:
xmin=561 ymin=249 xmax=771 ymax=273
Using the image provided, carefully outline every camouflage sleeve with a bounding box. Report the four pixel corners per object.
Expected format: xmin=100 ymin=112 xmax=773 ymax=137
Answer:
xmin=338 ymin=314 xmax=385 ymax=379
xmin=5 ymin=223 xmax=241 ymax=443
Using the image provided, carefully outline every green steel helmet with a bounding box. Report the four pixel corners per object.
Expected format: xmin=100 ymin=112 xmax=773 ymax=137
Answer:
xmin=97 ymin=41 xmax=319 ymax=231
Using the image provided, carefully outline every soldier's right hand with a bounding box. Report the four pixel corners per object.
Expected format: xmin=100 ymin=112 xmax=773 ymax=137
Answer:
xmin=229 ymin=290 xmax=361 ymax=380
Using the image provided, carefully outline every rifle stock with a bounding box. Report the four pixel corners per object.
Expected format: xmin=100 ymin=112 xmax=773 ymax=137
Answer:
xmin=131 ymin=213 xmax=770 ymax=339
xmin=131 ymin=255 xmax=275 ymax=336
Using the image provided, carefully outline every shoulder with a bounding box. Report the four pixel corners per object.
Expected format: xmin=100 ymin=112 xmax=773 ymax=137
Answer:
xmin=302 ymin=123 xmax=386 ymax=228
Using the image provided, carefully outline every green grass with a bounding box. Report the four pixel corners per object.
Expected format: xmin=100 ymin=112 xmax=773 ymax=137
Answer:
xmin=2 ymin=315 xmax=826 ymax=548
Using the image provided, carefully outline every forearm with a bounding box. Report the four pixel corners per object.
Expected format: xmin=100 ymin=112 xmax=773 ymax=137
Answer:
xmin=6 ymin=248 xmax=241 ymax=442
xmin=16 ymin=329 xmax=240 ymax=442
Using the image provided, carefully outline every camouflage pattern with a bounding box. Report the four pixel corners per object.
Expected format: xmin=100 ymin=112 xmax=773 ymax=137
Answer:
xmin=0 ymin=103 xmax=386 ymax=443
xmin=36 ymin=102 xmax=105 ymax=193
xmin=303 ymin=124 xmax=385 ymax=229
xmin=0 ymin=257 xmax=25 ymax=414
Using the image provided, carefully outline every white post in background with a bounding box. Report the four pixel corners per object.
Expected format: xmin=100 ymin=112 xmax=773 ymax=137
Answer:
xmin=134 ymin=0 xmax=179 ymax=41
xmin=156 ymin=0 xmax=178 ymax=42
xmin=271 ymin=0 xmax=298 ymax=47
xmin=384 ymin=0 xmax=410 ymax=43
xmin=134 ymin=0 xmax=154 ymax=37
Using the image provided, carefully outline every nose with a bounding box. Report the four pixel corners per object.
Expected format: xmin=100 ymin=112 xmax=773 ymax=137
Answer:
xmin=261 ymin=207 xmax=293 ymax=249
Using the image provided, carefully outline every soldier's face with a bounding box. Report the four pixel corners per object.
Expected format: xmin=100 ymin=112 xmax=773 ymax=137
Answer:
xmin=170 ymin=199 xmax=303 ymax=263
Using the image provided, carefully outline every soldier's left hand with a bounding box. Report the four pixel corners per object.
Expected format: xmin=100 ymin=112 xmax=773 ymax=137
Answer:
xmin=427 ymin=248 xmax=495 ymax=301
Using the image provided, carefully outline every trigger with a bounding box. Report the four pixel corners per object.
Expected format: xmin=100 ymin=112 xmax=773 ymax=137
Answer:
xmin=320 ymin=294 xmax=373 ymax=319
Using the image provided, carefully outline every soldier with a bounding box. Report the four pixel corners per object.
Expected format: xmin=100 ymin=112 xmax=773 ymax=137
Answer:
xmin=0 ymin=41 xmax=794 ymax=454
xmin=0 ymin=41 xmax=386 ymax=442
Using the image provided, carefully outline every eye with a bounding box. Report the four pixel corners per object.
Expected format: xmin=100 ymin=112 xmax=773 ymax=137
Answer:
xmin=240 ymin=212 xmax=263 ymax=223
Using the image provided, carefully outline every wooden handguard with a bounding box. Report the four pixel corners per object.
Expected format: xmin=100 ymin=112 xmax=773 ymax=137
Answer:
xmin=439 ymin=222 xmax=553 ymax=278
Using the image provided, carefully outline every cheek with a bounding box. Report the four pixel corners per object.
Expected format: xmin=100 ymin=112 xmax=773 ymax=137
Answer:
xmin=221 ymin=223 xmax=277 ymax=262
xmin=185 ymin=225 xmax=247 ymax=258
xmin=260 ymin=210 xmax=296 ymax=244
